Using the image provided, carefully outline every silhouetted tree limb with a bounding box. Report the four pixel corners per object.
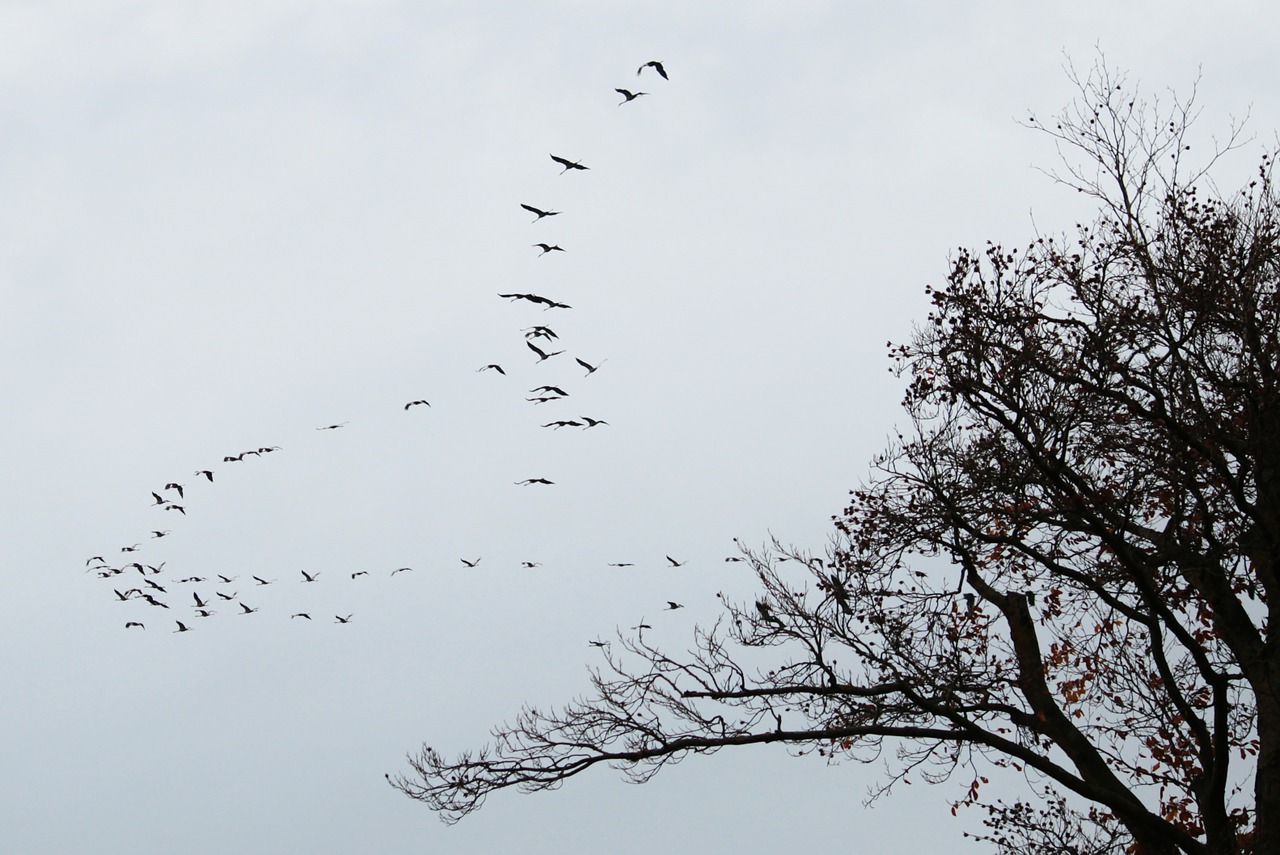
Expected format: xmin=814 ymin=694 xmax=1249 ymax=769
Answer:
xmin=392 ymin=58 xmax=1277 ymax=854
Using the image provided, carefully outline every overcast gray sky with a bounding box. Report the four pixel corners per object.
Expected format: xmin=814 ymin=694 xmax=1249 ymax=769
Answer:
xmin=3 ymin=2 xmax=1278 ymax=853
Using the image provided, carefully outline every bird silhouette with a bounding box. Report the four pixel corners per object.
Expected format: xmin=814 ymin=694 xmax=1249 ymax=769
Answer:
xmin=580 ymin=417 xmax=609 ymax=428
xmin=523 ymin=325 xmax=558 ymax=341
xmin=460 ymin=558 xmax=481 ymax=568
xmin=515 ymin=478 xmax=554 ymax=486
xmin=666 ymin=556 xmax=687 ymax=567
xmin=575 ymin=357 xmax=605 ymax=376
xmin=543 ymin=420 xmax=584 ymax=429
xmin=216 ymin=591 xmax=237 ymax=601
xmin=335 ymin=614 xmax=353 ymax=624
xmin=550 ymin=154 xmax=589 ymax=173
xmin=192 ymin=592 xmax=207 ymax=608
xmin=151 ymin=530 xmax=171 ymax=539
xmin=165 ymin=504 xmax=186 ymax=515
xmin=500 ymin=292 xmax=572 ymax=310
xmin=527 ymin=341 xmax=565 ymax=363
xmin=239 ymin=603 xmax=259 ymax=615
xmin=533 ymin=243 xmax=565 ymax=256
xmin=253 ymin=576 xmax=274 ymax=586
xmin=195 ymin=469 xmax=214 ymax=481
xmin=391 ymin=567 xmax=414 ymax=575
xmin=195 ymin=609 xmax=216 ymax=618
xmin=301 ymin=570 xmax=320 ymax=582
xmin=521 ymin=561 xmax=542 ymax=568
xmin=588 ymin=639 xmax=608 ymax=648
xmin=521 ymin=203 xmax=561 ymax=222
xmin=608 ymin=562 xmax=635 ymax=567
xmin=530 ymin=385 xmax=568 ymax=396
xmin=404 ymin=400 xmax=431 ymax=410
xmin=351 ymin=571 xmax=369 ymax=579
xmin=150 ymin=492 xmax=166 ymax=505
xmin=164 ymin=482 xmax=184 ymax=498
xmin=615 ymin=88 xmax=647 ymax=105
xmin=477 ymin=364 xmax=506 ymax=375
xmin=121 ymin=544 xmax=140 ymax=553
xmin=125 ymin=621 xmax=144 ymax=630
xmin=292 ymin=613 xmax=312 ymax=620
xmin=174 ymin=621 xmax=192 ymax=633
xmin=666 ymin=601 xmax=684 ymax=610
xmin=316 ymin=422 xmax=347 ymax=431
xmin=637 ymin=60 xmax=668 ymax=79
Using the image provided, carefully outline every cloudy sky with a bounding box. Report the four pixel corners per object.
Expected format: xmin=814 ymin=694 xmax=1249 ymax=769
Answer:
xmin=3 ymin=2 xmax=1278 ymax=853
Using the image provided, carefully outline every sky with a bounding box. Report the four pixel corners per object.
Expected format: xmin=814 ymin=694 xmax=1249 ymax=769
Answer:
xmin=3 ymin=2 xmax=1279 ymax=853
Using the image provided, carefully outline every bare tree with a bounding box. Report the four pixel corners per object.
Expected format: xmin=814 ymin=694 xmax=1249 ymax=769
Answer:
xmin=391 ymin=61 xmax=1279 ymax=854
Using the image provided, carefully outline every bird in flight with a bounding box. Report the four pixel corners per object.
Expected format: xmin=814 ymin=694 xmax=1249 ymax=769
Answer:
xmin=499 ymin=292 xmax=571 ymax=310
xmin=216 ymin=591 xmax=237 ymax=601
xmin=239 ymin=603 xmax=259 ymax=615
xmin=351 ymin=571 xmax=369 ymax=579
xmin=165 ymin=482 xmax=184 ymax=498
xmin=477 ymin=364 xmax=506 ymax=375
xmin=151 ymin=530 xmax=171 ymax=539
xmin=125 ymin=621 xmax=145 ymax=630
xmin=460 ymin=558 xmax=481 ymax=568
xmin=121 ymin=544 xmax=140 ymax=553
xmin=292 ymin=613 xmax=312 ymax=620
xmin=165 ymin=504 xmax=186 ymax=515
xmin=580 ymin=416 xmax=609 ymax=428
xmin=615 ymin=88 xmax=647 ymax=105
xmin=543 ymin=420 xmax=584 ymax=429
xmin=335 ymin=614 xmax=353 ymax=624
xmin=588 ymin=639 xmax=608 ymax=648
xmin=317 ymin=422 xmax=347 ymax=431
xmin=608 ymin=562 xmax=635 ymax=567
xmin=523 ymin=325 xmax=558 ymax=341
xmin=533 ymin=243 xmax=565 ymax=256
xmin=253 ymin=576 xmax=274 ymax=586
xmin=521 ymin=561 xmax=542 ymax=568
xmin=666 ymin=556 xmax=687 ymax=567
xmin=521 ymin=203 xmax=561 ymax=222
xmin=217 ymin=574 xmax=237 ymax=584
xmin=550 ymin=154 xmax=589 ymax=173
xmin=192 ymin=592 xmax=207 ymax=608
xmin=301 ymin=570 xmax=320 ymax=583
xmin=724 ymin=556 xmax=745 ymax=563
xmin=575 ymin=357 xmax=605 ymax=376
xmin=195 ymin=470 xmax=214 ymax=482
xmin=527 ymin=341 xmax=565 ymax=363
xmin=665 ymin=601 xmax=684 ymax=610
xmin=404 ymin=400 xmax=431 ymax=410
xmin=391 ymin=567 xmax=414 ymax=575
xmin=515 ymin=478 xmax=554 ymax=486
xmin=637 ymin=60 xmax=668 ymax=79
xmin=530 ymin=385 xmax=568 ymax=397
xmin=151 ymin=492 xmax=167 ymax=505
xmin=174 ymin=621 xmax=192 ymax=633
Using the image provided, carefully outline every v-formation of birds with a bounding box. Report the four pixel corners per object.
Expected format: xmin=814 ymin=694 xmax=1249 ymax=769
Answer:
xmin=85 ymin=60 xmax=708 ymax=634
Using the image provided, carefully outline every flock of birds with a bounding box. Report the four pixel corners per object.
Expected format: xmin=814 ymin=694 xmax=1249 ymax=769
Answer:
xmin=84 ymin=59 xmax=739 ymax=637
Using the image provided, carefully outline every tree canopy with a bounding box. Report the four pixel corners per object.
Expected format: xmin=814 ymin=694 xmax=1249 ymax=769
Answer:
xmin=390 ymin=62 xmax=1280 ymax=855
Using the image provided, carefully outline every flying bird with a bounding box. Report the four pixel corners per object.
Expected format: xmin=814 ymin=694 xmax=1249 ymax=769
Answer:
xmin=239 ymin=603 xmax=259 ymax=615
xmin=580 ymin=416 xmax=609 ymax=428
xmin=164 ymin=482 xmax=184 ymax=498
xmin=521 ymin=203 xmax=561 ymax=222
xmin=216 ymin=591 xmax=237 ymax=601
xmin=666 ymin=601 xmax=684 ymax=610
xmin=460 ymin=558 xmax=481 ymax=568
xmin=351 ymin=571 xmax=369 ymax=579
xmin=527 ymin=341 xmax=565 ymax=363
xmin=253 ymin=576 xmax=273 ymax=586
xmin=125 ymin=622 xmax=144 ymax=630
xmin=195 ymin=609 xmax=216 ymax=618
xmin=477 ymin=364 xmax=506 ymax=375
xmin=523 ymin=325 xmax=558 ymax=340
xmin=588 ymin=640 xmax=608 ymax=648
xmin=542 ymin=420 xmax=583 ymax=429
xmin=195 ymin=470 xmax=214 ymax=481
xmin=165 ymin=504 xmax=186 ymax=515
xmin=637 ymin=60 xmax=668 ymax=79
xmin=335 ymin=614 xmax=353 ymax=624
xmin=530 ymin=385 xmax=568 ymax=396
xmin=404 ymin=400 xmax=431 ymax=410
xmin=174 ymin=621 xmax=192 ymax=633
xmin=316 ymin=422 xmax=347 ymax=431
xmin=515 ymin=478 xmax=554 ymax=486
xmin=151 ymin=530 xmax=171 ymax=539
xmin=615 ymin=88 xmax=647 ymax=105
xmin=121 ymin=544 xmax=140 ymax=553
xmin=301 ymin=570 xmax=320 ymax=582
xmin=666 ymin=556 xmax=687 ymax=567
xmin=608 ymin=562 xmax=635 ymax=567
xmin=521 ymin=562 xmax=542 ymax=568
xmin=575 ymin=357 xmax=605 ymax=376
xmin=391 ymin=567 xmax=414 ymax=575
xmin=217 ymin=575 xmax=237 ymax=584
xmin=192 ymin=592 xmax=207 ymax=608
xmin=550 ymin=154 xmax=589 ymax=173
xmin=724 ymin=556 xmax=745 ymax=562
xmin=533 ymin=243 xmax=565 ymax=256
xmin=291 ymin=613 xmax=312 ymax=620
xmin=151 ymin=492 xmax=166 ymax=505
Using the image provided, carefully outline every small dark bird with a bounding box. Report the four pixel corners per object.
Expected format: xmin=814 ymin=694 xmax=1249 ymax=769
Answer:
xmin=575 ymin=357 xmax=605 ymax=376
xmin=195 ymin=609 xmax=215 ymax=618
xmin=216 ymin=591 xmax=237 ymax=601
xmin=460 ymin=558 xmax=482 ymax=568
xmin=550 ymin=153 xmax=589 ymax=173
xmin=588 ymin=640 xmax=609 ymax=647
xmin=176 ymin=576 xmax=205 ymax=583
xmin=608 ymin=562 xmax=635 ymax=567
xmin=530 ymin=385 xmax=568 ymax=396
xmin=192 ymin=592 xmax=207 ymax=608
xmin=174 ymin=621 xmax=192 ymax=633
xmin=526 ymin=397 xmax=562 ymax=404
xmin=521 ymin=561 xmax=541 ymax=568
xmin=217 ymin=575 xmax=237 ymax=584
xmin=523 ymin=325 xmax=558 ymax=340
xmin=632 ymin=621 xmax=652 ymax=632
xmin=86 ymin=556 xmax=107 ymax=566
xmin=121 ymin=544 xmax=140 ymax=553
xmin=141 ymin=594 xmax=168 ymax=609
xmin=533 ymin=243 xmax=565 ymax=256
xmin=239 ymin=603 xmax=259 ymax=614
xmin=637 ymin=60 xmax=668 ymax=79
xmin=335 ymin=614 xmax=353 ymax=624
xmin=666 ymin=556 xmax=687 ymax=567
xmin=351 ymin=571 xmax=369 ymax=578
xmin=615 ymin=88 xmax=647 ymax=105
xmin=253 ymin=576 xmax=273 ymax=586
xmin=223 ymin=454 xmax=245 ymax=462
xmin=724 ymin=556 xmax=745 ymax=562
xmin=391 ymin=567 xmax=414 ymax=575
xmin=477 ymin=364 xmax=506 ymax=375
xmin=498 ymin=292 xmax=572 ymax=310
xmin=165 ymin=504 xmax=186 ymax=515
xmin=151 ymin=492 xmax=166 ymax=505
xmin=301 ymin=570 xmax=320 ymax=582
xmin=527 ymin=341 xmax=565 ymax=363
xmin=404 ymin=400 xmax=431 ymax=410
xmin=195 ymin=469 xmax=214 ymax=481
xmin=151 ymin=530 xmax=171 ymax=539
xmin=292 ymin=613 xmax=312 ymax=620
xmin=113 ymin=589 xmax=134 ymax=601
xmin=580 ymin=417 xmax=609 ymax=428
xmin=521 ymin=203 xmax=561 ymax=222
xmin=515 ymin=478 xmax=554 ymax=486
xmin=125 ymin=621 xmax=144 ymax=630
xmin=144 ymin=579 xmax=166 ymax=593
xmin=543 ymin=420 xmax=583 ymax=429
xmin=165 ymin=482 xmax=184 ymax=498
xmin=317 ymin=422 xmax=347 ymax=431
xmin=665 ymin=601 xmax=684 ymax=610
